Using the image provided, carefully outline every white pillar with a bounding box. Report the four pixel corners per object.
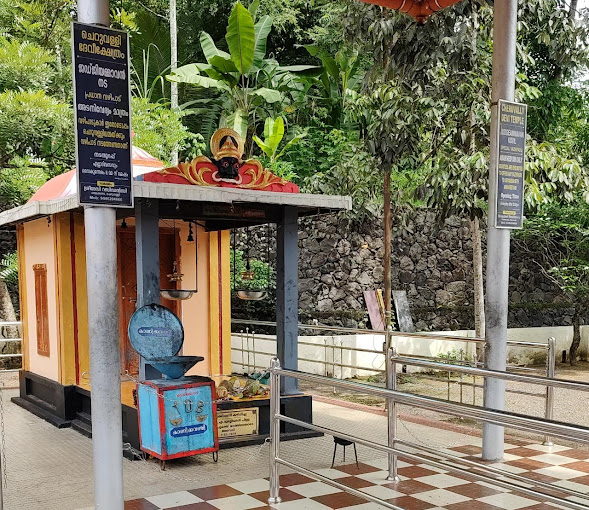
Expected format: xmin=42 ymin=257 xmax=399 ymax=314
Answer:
xmin=78 ymin=0 xmax=125 ymax=507
xmin=483 ymin=0 xmax=518 ymax=461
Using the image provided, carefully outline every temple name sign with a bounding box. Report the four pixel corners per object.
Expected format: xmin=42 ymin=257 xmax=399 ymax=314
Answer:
xmin=72 ymin=22 xmax=133 ymax=207
xmin=494 ymin=100 xmax=527 ymax=229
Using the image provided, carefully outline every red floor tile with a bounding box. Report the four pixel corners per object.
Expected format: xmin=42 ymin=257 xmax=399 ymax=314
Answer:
xmin=445 ymin=500 xmax=503 ymax=510
xmin=446 ymin=482 xmax=505 ymax=499
xmin=189 ymin=485 xmax=242 ymax=500
xmin=386 ymin=495 xmax=435 ymax=509
xmin=336 ymin=462 xmax=381 ymax=475
xmin=524 ymin=471 xmax=559 ymax=484
xmin=277 ymin=472 xmax=316 ymax=486
xmin=125 ymin=499 xmax=159 ymax=510
xmin=313 ymin=491 xmax=369 ymax=509
xmin=334 ymin=475 xmax=375 ymax=489
xmin=168 ymin=503 xmax=218 ymax=510
xmin=505 ymin=447 xmax=544 ymax=457
xmin=556 ymin=449 xmax=589 ymax=460
xmin=398 ymin=465 xmax=440 ymax=478
xmin=559 ymin=460 xmax=589 ymax=473
xmin=450 ymin=445 xmax=483 ymax=455
xmin=505 ymin=458 xmax=551 ymax=470
xmin=249 ymin=488 xmax=305 ymax=503
xmin=383 ymin=479 xmax=436 ymax=495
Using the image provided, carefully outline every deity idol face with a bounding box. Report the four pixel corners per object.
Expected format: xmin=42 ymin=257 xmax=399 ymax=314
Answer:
xmin=215 ymin=156 xmax=241 ymax=180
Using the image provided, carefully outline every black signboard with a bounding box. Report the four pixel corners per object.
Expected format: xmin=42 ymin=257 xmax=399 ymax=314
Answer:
xmin=72 ymin=22 xmax=133 ymax=207
xmin=495 ymin=100 xmax=527 ymax=229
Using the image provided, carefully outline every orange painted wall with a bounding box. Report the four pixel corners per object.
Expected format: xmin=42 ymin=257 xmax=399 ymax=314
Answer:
xmin=21 ymin=218 xmax=60 ymax=381
xmin=180 ymin=224 xmax=212 ymax=376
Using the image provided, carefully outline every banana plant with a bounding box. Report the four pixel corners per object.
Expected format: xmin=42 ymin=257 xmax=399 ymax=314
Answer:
xmin=167 ymin=1 xmax=318 ymax=145
xmin=252 ymin=116 xmax=305 ymax=163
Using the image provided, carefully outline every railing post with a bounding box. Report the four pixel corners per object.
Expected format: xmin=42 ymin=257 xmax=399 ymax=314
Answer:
xmin=386 ymin=330 xmax=399 ymax=481
xmin=543 ymin=337 xmax=556 ymax=446
xmin=268 ymin=358 xmax=282 ymax=504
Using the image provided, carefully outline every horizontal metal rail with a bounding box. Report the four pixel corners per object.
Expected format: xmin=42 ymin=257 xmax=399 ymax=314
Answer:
xmin=392 ymin=355 xmax=589 ymax=392
xmin=277 ymin=413 xmax=589 ymax=508
xmin=232 ymin=319 xmax=549 ymax=348
xmin=275 ymin=368 xmax=589 ymax=443
xmin=0 ymin=354 xmax=21 ymax=359
xmin=0 ymin=339 xmax=21 ymax=343
xmin=268 ymin=361 xmax=589 ymax=510
xmin=0 ymin=322 xmax=21 ymax=328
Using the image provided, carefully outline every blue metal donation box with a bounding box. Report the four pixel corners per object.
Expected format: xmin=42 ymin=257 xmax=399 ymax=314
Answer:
xmin=129 ymin=304 xmax=219 ymax=462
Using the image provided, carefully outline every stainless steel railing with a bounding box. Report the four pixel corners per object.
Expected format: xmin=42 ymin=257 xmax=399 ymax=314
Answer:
xmin=267 ymin=357 xmax=589 ymax=510
xmin=0 ymin=321 xmax=22 ymax=371
xmin=231 ymin=319 xmax=556 ymax=442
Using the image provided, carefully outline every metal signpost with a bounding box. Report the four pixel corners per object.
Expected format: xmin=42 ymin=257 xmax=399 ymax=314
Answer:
xmin=72 ymin=22 xmax=133 ymax=207
xmin=494 ymin=100 xmax=527 ymax=229
xmin=75 ymin=0 xmax=125 ymax=508
xmin=483 ymin=0 xmax=522 ymax=461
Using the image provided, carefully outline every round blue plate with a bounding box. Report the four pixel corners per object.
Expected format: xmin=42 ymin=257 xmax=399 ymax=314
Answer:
xmin=128 ymin=304 xmax=184 ymax=359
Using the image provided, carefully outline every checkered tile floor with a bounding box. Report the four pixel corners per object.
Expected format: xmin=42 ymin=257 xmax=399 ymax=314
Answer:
xmin=116 ymin=442 xmax=589 ymax=510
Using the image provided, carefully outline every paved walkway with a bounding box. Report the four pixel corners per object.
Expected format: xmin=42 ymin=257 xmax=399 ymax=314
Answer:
xmin=1 ymin=387 xmax=588 ymax=510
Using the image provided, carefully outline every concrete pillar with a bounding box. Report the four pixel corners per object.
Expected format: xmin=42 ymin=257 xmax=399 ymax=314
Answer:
xmin=483 ymin=0 xmax=518 ymax=461
xmin=276 ymin=206 xmax=299 ymax=395
xmin=135 ymin=198 xmax=161 ymax=380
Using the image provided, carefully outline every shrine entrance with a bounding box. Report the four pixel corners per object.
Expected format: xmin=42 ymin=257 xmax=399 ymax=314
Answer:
xmin=117 ymin=228 xmax=180 ymax=376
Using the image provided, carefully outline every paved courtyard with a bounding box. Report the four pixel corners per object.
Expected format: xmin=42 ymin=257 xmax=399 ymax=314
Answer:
xmin=1 ymin=386 xmax=588 ymax=510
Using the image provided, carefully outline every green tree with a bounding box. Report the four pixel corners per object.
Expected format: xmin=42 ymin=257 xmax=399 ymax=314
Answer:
xmin=131 ymin=97 xmax=206 ymax=165
xmin=514 ymin=197 xmax=589 ymax=364
xmin=166 ymin=1 xmax=316 ymax=152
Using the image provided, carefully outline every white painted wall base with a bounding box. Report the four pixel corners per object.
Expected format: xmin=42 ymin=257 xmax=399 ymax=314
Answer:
xmin=231 ymin=326 xmax=589 ymax=378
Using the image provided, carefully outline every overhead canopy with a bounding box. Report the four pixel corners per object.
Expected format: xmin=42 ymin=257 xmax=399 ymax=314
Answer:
xmin=0 ymin=146 xmax=351 ymax=227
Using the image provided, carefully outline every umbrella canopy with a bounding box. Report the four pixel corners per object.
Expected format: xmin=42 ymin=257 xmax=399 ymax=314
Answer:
xmin=359 ymin=0 xmax=463 ymax=22
xmin=28 ymin=146 xmax=165 ymax=203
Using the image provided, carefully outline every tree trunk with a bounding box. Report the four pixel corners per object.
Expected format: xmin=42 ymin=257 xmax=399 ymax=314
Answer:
xmin=0 ymin=280 xmax=18 ymax=367
xmin=383 ymin=170 xmax=392 ymax=333
xmin=569 ymin=309 xmax=581 ymax=366
xmin=472 ymin=217 xmax=485 ymax=359
xmin=569 ymin=0 xmax=578 ymax=19
xmin=170 ymin=0 xmax=179 ymax=165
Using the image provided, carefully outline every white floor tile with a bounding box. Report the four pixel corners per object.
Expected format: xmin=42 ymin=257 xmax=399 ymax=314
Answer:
xmin=269 ymin=499 xmax=332 ymax=510
xmin=529 ymin=454 xmax=578 ymax=466
xmin=209 ymin=494 xmax=267 ymax=510
xmin=553 ymin=479 xmax=589 ymax=494
xmin=228 ymin=478 xmax=270 ymax=494
xmin=313 ymin=467 xmax=349 ymax=479
xmin=146 ymin=491 xmax=203 ymax=509
xmin=525 ymin=444 xmax=572 ymax=453
xmin=288 ymin=481 xmax=342 ymax=498
xmin=340 ymin=502 xmax=391 ymax=510
xmin=414 ymin=473 xmax=470 ymax=488
xmin=355 ymin=470 xmax=392 ymax=485
xmin=412 ymin=488 xmax=470 ymax=506
xmin=475 ymin=480 xmax=511 ymax=492
xmin=534 ymin=466 xmax=588 ymax=480
xmin=364 ymin=457 xmax=411 ymax=470
xmin=490 ymin=463 xmax=528 ymax=475
xmin=360 ymin=485 xmax=404 ymax=499
xmin=477 ymin=492 xmax=538 ymax=509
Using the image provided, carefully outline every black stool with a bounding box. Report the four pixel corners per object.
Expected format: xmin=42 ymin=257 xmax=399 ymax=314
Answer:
xmin=331 ymin=436 xmax=359 ymax=468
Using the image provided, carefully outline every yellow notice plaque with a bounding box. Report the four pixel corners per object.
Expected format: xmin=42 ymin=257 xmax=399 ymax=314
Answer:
xmin=218 ymin=408 xmax=259 ymax=438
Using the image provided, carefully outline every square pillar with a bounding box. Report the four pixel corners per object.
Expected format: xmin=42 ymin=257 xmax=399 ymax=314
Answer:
xmin=135 ymin=198 xmax=160 ymax=380
xmin=276 ymin=206 xmax=299 ymax=394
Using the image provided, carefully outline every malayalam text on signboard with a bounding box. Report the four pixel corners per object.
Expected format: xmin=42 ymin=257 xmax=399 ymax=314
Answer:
xmin=217 ymin=408 xmax=259 ymax=438
xmin=495 ymin=100 xmax=527 ymax=229
xmin=72 ymin=22 xmax=133 ymax=207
